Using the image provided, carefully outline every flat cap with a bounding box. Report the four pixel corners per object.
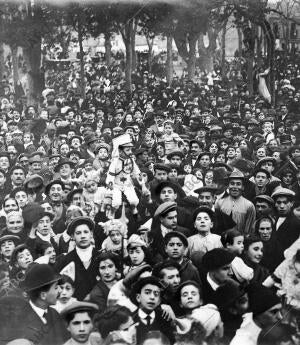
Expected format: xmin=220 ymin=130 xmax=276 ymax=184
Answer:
xmin=0 ymin=234 xmax=20 ymax=244
xmin=164 ymin=231 xmax=188 ymax=247
xmin=254 ymin=194 xmax=275 ymax=205
xmin=61 ymin=301 xmax=98 ymax=318
xmin=154 ymin=201 xmax=177 ymax=217
xmin=271 ymin=187 xmax=295 ymax=199
xmin=67 ymin=216 xmax=95 ymax=235
xmin=166 ymin=150 xmax=185 ymax=160
xmin=256 ymin=157 xmax=276 ymax=167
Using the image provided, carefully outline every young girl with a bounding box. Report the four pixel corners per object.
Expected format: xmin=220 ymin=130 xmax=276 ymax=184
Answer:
xmin=221 ymin=229 xmax=253 ymax=283
xmin=9 ymin=244 xmax=33 ymax=284
xmin=124 ymin=234 xmax=149 ymax=275
xmin=161 ymin=120 xmax=183 ymax=155
xmin=188 ymin=207 xmax=222 ymax=254
xmin=52 ymin=274 xmax=77 ymax=313
xmin=100 ymin=219 xmax=128 ymax=257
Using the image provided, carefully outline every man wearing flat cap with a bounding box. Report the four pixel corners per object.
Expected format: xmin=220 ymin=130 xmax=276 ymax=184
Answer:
xmin=2 ymin=263 xmax=69 ymax=345
xmin=149 ymin=201 xmax=192 ymax=263
xmin=61 ymin=301 xmax=98 ymax=345
xmin=271 ymin=187 xmax=300 ymax=252
xmin=254 ymin=195 xmax=275 ymax=220
xmin=55 ymin=217 xmax=99 ymax=300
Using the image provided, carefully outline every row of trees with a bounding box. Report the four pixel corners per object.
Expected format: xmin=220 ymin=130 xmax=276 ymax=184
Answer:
xmin=0 ymin=0 xmax=298 ymax=105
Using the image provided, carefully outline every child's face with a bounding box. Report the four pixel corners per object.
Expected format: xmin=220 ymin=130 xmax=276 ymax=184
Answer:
xmin=59 ymin=282 xmax=74 ymax=303
xmin=184 ymin=164 xmax=192 ymax=174
xmin=128 ymin=246 xmax=145 ymax=266
xmin=36 ymin=216 xmax=52 ymax=236
xmin=227 ymin=235 xmax=244 ymax=255
xmin=110 ymin=230 xmax=122 ymax=245
xmin=85 ymin=181 xmax=97 ymax=193
xmin=1 ymin=240 xmax=15 ymax=258
xmin=165 ymin=237 xmax=186 ymax=261
xmin=180 ymin=284 xmax=202 ymax=310
xmin=164 ymin=124 xmax=173 ymax=135
xmin=44 ymin=246 xmax=56 ymax=264
xmin=16 ymin=249 xmax=33 ymax=269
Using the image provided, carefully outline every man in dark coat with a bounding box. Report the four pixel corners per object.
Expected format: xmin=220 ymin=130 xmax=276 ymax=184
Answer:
xmin=55 ymin=216 xmax=99 ymax=300
xmin=0 ymin=264 xmax=68 ymax=345
xmin=132 ymin=276 xmax=175 ymax=344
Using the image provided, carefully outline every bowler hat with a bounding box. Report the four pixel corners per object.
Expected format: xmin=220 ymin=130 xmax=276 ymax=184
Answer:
xmin=166 ymin=151 xmax=184 ymax=160
xmin=22 ymin=203 xmax=54 ymax=225
xmin=21 ymin=263 xmax=61 ymax=292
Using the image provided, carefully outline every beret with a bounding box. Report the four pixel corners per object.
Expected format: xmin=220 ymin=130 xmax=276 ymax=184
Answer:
xmin=154 ymin=201 xmax=177 ymax=217
xmin=202 ymin=248 xmax=235 ymax=271
xmin=164 ymin=231 xmax=188 ymax=247
xmin=67 ymin=216 xmax=95 ymax=235
xmin=61 ymin=301 xmax=98 ymax=318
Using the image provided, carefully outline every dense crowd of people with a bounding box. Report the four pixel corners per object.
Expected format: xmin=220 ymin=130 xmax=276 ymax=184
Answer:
xmin=0 ymin=49 xmax=300 ymax=345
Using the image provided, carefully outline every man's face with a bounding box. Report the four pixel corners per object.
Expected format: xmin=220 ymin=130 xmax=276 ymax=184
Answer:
xmin=67 ymin=312 xmax=93 ymax=344
xmin=228 ymin=179 xmax=243 ymax=198
xmin=254 ymin=172 xmax=269 ymax=188
xmin=275 ymin=196 xmax=293 ymax=216
xmin=170 ymin=155 xmax=182 ymax=166
xmin=199 ymin=155 xmax=210 ymax=168
xmin=198 ymin=191 xmax=214 ymax=208
xmin=30 ymin=162 xmax=42 ymax=174
xmin=11 ymin=169 xmax=25 ymax=186
xmin=0 ymin=157 xmax=10 ymax=170
xmin=160 ymin=187 xmax=177 ymax=203
xmin=136 ymin=284 xmax=161 ymax=312
xmin=165 ymin=237 xmax=186 ymax=261
xmin=160 ymin=268 xmax=180 ymax=292
xmin=258 ymin=219 xmax=273 ymax=241
xmin=211 ymin=264 xmax=231 ymax=285
xmin=15 ymin=191 xmax=28 ymax=208
xmin=180 ymin=284 xmax=202 ymax=310
xmin=36 ymin=216 xmax=52 ymax=236
xmin=255 ymin=201 xmax=272 ymax=217
xmin=44 ymin=281 xmax=60 ymax=306
xmin=59 ymin=163 xmax=72 ymax=178
xmin=49 ymin=183 xmax=63 ymax=202
xmin=255 ymin=303 xmax=282 ymax=329
xmin=160 ymin=210 xmax=177 ymax=230
xmin=155 ymin=169 xmax=168 ymax=182
xmin=190 ymin=143 xmax=201 ymax=157
xmin=71 ymin=138 xmax=81 ymax=149
xmin=72 ymin=224 xmax=93 ymax=249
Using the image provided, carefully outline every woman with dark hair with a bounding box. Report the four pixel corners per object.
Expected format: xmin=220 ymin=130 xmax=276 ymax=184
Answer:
xmin=207 ymin=142 xmax=219 ymax=162
xmin=152 ymin=141 xmax=167 ymax=163
xmin=242 ymin=235 xmax=269 ymax=284
xmin=89 ymin=252 xmax=121 ymax=312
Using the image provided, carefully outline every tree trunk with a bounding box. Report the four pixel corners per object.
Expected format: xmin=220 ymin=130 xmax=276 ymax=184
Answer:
xmin=104 ymin=32 xmax=112 ymax=66
xmin=11 ymin=45 xmax=19 ymax=92
xmin=131 ymin=19 xmax=137 ymax=72
xmin=78 ymin=12 xmax=85 ymax=100
xmin=23 ymin=38 xmax=43 ymax=106
xmin=121 ymin=19 xmax=134 ymax=93
xmin=0 ymin=43 xmax=4 ymax=82
xmin=221 ymin=22 xmax=226 ymax=77
xmin=198 ymin=33 xmax=214 ymax=73
xmin=166 ymin=34 xmax=173 ymax=85
xmin=146 ymin=36 xmax=154 ymax=72
xmin=237 ymin=27 xmax=243 ymax=57
xmin=186 ymin=34 xmax=197 ymax=79
xmin=246 ymin=55 xmax=254 ymax=95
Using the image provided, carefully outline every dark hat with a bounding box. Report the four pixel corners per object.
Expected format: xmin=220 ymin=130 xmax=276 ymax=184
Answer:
xmin=67 ymin=216 xmax=95 ymax=235
xmin=152 ymin=259 xmax=181 ymax=279
xmin=154 ymin=201 xmax=177 ymax=217
xmin=279 ymin=134 xmax=291 ymax=144
xmin=166 ymin=150 xmax=184 ymax=160
xmin=154 ymin=181 xmax=185 ymax=199
xmin=256 ymin=157 xmax=276 ymax=168
xmin=253 ymin=167 xmax=271 ymax=179
xmin=202 ymin=248 xmax=235 ymax=271
xmin=0 ymin=234 xmax=20 ymax=245
xmin=192 ymin=206 xmax=215 ymax=223
xmin=67 ymin=150 xmax=82 ymax=159
xmin=164 ymin=231 xmax=188 ymax=247
xmin=214 ymin=280 xmax=247 ymax=310
xmin=254 ymin=194 xmax=275 ymax=206
xmin=61 ymin=301 xmax=98 ymax=318
xmin=66 ymin=188 xmax=83 ymax=203
xmin=23 ymin=174 xmax=44 ymax=190
xmin=198 ymin=151 xmax=211 ymax=160
xmin=135 ymin=147 xmax=148 ymax=156
xmin=213 ymin=167 xmax=230 ymax=182
xmin=22 ymin=203 xmax=54 ymax=225
xmin=213 ymin=162 xmax=233 ymax=172
xmin=21 ymin=263 xmax=61 ymax=292
xmin=45 ymin=179 xmax=65 ymax=195
xmin=0 ymin=152 xmax=10 ymax=160
xmin=194 ymin=186 xmax=218 ymax=195
xmin=54 ymin=158 xmax=75 ymax=173
xmin=28 ymin=156 xmax=43 ymax=164
xmin=246 ymin=283 xmax=280 ymax=316
xmin=153 ymin=163 xmax=171 ymax=172
xmin=84 ymin=133 xmax=100 ymax=145
xmin=49 ymin=153 xmax=61 ymax=161
xmin=123 ymin=264 xmax=152 ymax=289
xmin=180 ymin=195 xmax=201 ymax=208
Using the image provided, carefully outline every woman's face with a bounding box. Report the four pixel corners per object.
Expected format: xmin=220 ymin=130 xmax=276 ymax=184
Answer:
xmin=6 ymin=214 xmax=24 ymax=234
xmin=258 ymin=220 xmax=273 ymax=242
xmin=128 ymin=246 xmax=145 ymax=266
xmin=239 ymin=140 xmax=248 ymax=149
xmin=246 ymin=241 xmax=263 ymax=264
xmin=4 ymin=199 xmax=18 ymax=214
xmin=268 ymin=140 xmax=278 ymax=149
xmin=216 ymin=153 xmax=225 ymax=163
xmin=99 ymin=259 xmax=117 ymax=283
xmin=0 ymin=157 xmax=10 ymax=170
xmin=60 ymin=144 xmax=70 ymax=157
xmin=156 ymin=145 xmax=165 ymax=157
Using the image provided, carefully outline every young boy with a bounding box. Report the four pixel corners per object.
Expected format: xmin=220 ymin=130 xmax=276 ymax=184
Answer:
xmin=164 ymin=231 xmax=201 ymax=286
xmin=0 ymin=234 xmax=19 ymax=263
xmin=221 ymin=229 xmax=253 ymax=283
xmin=161 ymin=120 xmax=183 ymax=155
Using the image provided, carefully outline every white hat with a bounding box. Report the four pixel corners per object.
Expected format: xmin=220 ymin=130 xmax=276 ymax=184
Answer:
xmin=191 ymin=304 xmax=221 ymax=337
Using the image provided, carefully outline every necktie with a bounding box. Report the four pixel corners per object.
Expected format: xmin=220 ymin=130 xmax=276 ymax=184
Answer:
xmin=43 ymin=311 xmax=49 ymax=323
xmin=145 ymin=315 xmax=152 ymax=326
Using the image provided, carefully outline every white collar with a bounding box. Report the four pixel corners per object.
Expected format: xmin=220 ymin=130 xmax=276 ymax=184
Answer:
xmin=138 ymin=309 xmax=155 ymax=325
xmin=36 ymin=232 xmax=51 ymax=242
xmin=76 ymin=245 xmax=93 ymax=263
xmin=29 ymin=300 xmax=47 ymax=324
xmin=207 ymin=273 xmax=220 ymax=291
xmin=160 ymin=224 xmax=172 ymax=237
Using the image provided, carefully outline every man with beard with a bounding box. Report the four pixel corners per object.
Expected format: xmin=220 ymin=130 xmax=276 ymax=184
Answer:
xmin=215 ymin=170 xmax=256 ymax=235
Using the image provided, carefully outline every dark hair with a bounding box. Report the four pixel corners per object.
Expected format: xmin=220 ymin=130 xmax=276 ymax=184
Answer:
xmin=97 ymin=252 xmax=121 ymax=271
xmin=65 ymin=309 xmax=95 ymax=324
xmin=35 ymin=242 xmax=54 ymax=257
xmin=244 ymin=235 xmax=263 ymax=251
xmin=94 ymin=305 xmax=132 ymax=338
xmin=255 ymin=216 xmax=274 ymax=235
xmin=59 ymin=274 xmax=75 ymax=287
xmin=142 ymin=331 xmax=171 ymax=345
xmin=127 ymin=245 xmax=152 ymax=266
xmin=221 ymin=229 xmax=243 ymax=247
